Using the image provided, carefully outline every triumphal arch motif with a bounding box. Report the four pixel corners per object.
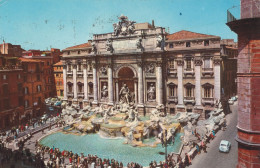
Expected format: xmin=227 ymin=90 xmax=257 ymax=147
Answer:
xmin=62 ymin=15 xmax=166 ymax=115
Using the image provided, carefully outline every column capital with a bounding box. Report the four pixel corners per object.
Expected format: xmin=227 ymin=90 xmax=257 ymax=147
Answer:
xmin=156 ymin=61 xmax=163 ymax=67
xmin=92 ymin=62 xmax=97 ymax=68
xmin=213 ymin=59 xmax=221 ymax=65
xmin=83 ymin=64 xmax=87 ymax=69
xmin=177 ymin=60 xmax=184 ymax=66
xmin=107 ymin=63 xmax=113 ymax=68
xmin=72 ymin=64 xmax=77 ymax=69
xmin=137 ymin=62 xmax=143 ymax=67
xmin=194 ymin=59 xmax=203 ymax=66
xmin=63 ymin=65 xmax=67 ymax=69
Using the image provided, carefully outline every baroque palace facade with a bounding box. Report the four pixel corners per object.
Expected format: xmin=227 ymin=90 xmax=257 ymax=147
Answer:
xmin=62 ymin=15 xmax=236 ymax=119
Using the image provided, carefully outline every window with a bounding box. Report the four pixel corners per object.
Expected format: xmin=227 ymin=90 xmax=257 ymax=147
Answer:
xmin=24 ymin=87 xmax=29 ymax=95
xmin=18 ymin=96 xmax=23 ymax=106
xmin=78 ymin=83 xmax=83 ymax=92
xmin=186 ymin=59 xmax=191 ymax=69
xmin=38 ymin=97 xmax=41 ymax=105
xmin=186 ymin=42 xmax=191 ymax=47
xmin=204 ymin=58 xmax=210 ymax=68
xmin=68 ymin=65 xmax=72 ymax=71
xmin=170 ymin=108 xmax=175 ymax=115
xmin=78 ymin=50 xmax=81 ymax=54
xmin=169 ymin=60 xmax=174 ymax=69
xmin=3 ymin=74 xmax=7 ymax=80
xmin=169 ymin=86 xmax=175 ymax=97
xmin=37 ymin=74 xmax=41 ymax=81
xmin=17 ymin=74 xmax=21 ymax=79
xmin=88 ymin=82 xmax=93 ymax=94
xmin=68 ymin=84 xmax=73 ymax=92
xmin=68 ymin=51 xmax=70 ymax=55
xmin=169 ymin=43 xmax=173 ymax=48
xmin=78 ymin=64 xmax=82 ymax=71
xmin=3 ymin=99 xmax=10 ymax=110
xmin=186 ymin=87 xmax=192 ymax=97
xmin=47 ymin=61 xmax=50 ymax=66
xmin=18 ymin=83 xmax=22 ymax=92
xmin=37 ymin=85 xmax=41 ymax=92
xmin=24 ymin=75 xmax=27 ymax=82
xmin=204 ymin=40 xmax=209 ymax=46
xmin=60 ymin=90 xmax=63 ymax=96
xmin=3 ymin=84 xmax=8 ymax=96
xmin=204 ymin=88 xmax=211 ymax=98
xmin=25 ymin=100 xmax=29 ymax=108
xmin=56 ymin=74 xmax=59 ymax=77
xmin=48 ymin=77 xmax=51 ymax=83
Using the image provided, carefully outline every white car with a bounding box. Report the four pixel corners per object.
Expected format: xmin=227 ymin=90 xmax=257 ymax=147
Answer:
xmin=219 ymin=140 xmax=231 ymax=153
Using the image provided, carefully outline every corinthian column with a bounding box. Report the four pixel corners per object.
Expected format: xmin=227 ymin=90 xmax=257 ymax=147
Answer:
xmin=137 ymin=62 xmax=144 ymax=106
xmin=108 ymin=64 xmax=114 ymax=105
xmin=92 ymin=63 xmax=98 ymax=105
xmin=83 ymin=64 xmax=88 ymax=102
xmin=156 ymin=61 xmax=163 ymax=105
xmin=177 ymin=60 xmax=184 ymax=106
xmin=62 ymin=64 xmax=67 ymax=100
xmin=73 ymin=64 xmax=77 ymax=100
xmin=214 ymin=59 xmax=221 ymax=101
xmin=194 ymin=59 xmax=202 ymax=106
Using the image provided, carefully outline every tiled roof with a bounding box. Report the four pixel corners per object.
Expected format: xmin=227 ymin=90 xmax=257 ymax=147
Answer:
xmin=19 ymin=58 xmax=44 ymax=63
xmin=65 ymin=42 xmax=91 ymax=50
xmin=166 ymin=30 xmax=219 ymax=41
xmin=53 ymin=61 xmax=63 ymax=66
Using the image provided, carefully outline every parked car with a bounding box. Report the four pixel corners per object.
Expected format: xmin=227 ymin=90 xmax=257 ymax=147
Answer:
xmin=228 ymin=99 xmax=234 ymax=105
xmin=41 ymin=114 xmax=49 ymax=120
xmin=219 ymin=140 xmax=231 ymax=153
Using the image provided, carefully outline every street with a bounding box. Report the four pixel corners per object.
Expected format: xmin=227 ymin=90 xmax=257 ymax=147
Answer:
xmin=189 ymin=101 xmax=238 ymax=168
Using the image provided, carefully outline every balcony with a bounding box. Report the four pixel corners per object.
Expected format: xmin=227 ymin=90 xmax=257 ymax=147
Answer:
xmin=77 ymin=71 xmax=83 ymax=77
xmin=184 ymin=97 xmax=195 ymax=105
xmin=202 ymin=68 xmax=214 ymax=76
xmin=78 ymin=92 xmax=84 ymax=98
xmin=184 ymin=68 xmax=194 ymax=76
xmin=168 ymin=96 xmax=178 ymax=104
xmin=167 ymin=68 xmax=177 ymax=76
xmin=67 ymin=71 xmax=73 ymax=77
xmin=202 ymin=97 xmax=215 ymax=106
xmin=67 ymin=92 xmax=73 ymax=97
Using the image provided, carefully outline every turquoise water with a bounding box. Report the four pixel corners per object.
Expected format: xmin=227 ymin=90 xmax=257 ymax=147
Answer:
xmin=40 ymin=132 xmax=183 ymax=166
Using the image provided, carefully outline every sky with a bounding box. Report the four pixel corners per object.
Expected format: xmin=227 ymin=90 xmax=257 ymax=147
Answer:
xmin=0 ymin=0 xmax=240 ymax=50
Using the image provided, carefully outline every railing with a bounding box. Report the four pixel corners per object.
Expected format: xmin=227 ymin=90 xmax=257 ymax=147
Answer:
xmin=168 ymin=96 xmax=178 ymax=103
xmin=202 ymin=97 xmax=215 ymax=106
xmin=0 ymin=65 xmax=23 ymax=70
xmin=227 ymin=2 xmax=260 ymax=22
xmin=202 ymin=68 xmax=213 ymax=71
xmin=184 ymin=97 xmax=195 ymax=105
xmin=185 ymin=68 xmax=193 ymax=71
xmin=78 ymin=92 xmax=84 ymax=97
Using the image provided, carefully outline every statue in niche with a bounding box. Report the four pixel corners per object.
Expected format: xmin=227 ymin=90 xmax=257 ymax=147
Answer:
xmin=146 ymin=64 xmax=155 ymax=74
xmin=91 ymin=41 xmax=97 ymax=54
xmin=101 ymin=84 xmax=108 ymax=98
xmin=100 ymin=66 xmax=107 ymax=75
xmin=147 ymin=83 xmax=156 ymax=100
xmin=119 ymin=84 xmax=131 ymax=104
xmin=106 ymin=39 xmax=113 ymax=53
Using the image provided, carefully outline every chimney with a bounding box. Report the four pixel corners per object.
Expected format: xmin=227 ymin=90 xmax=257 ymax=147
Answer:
xmin=152 ymin=20 xmax=155 ymax=28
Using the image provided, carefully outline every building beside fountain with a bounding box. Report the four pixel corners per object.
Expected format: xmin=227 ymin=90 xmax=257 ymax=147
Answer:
xmin=61 ymin=15 xmax=237 ymax=118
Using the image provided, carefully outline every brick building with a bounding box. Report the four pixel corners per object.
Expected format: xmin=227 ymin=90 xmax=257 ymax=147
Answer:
xmin=19 ymin=58 xmax=45 ymax=122
xmin=22 ymin=49 xmax=61 ymax=98
xmin=227 ymin=0 xmax=260 ymax=167
xmin=0 ymin=43 xmax=24 ymax=129
xmin=53 ymin=61 xmax=64 ymax=98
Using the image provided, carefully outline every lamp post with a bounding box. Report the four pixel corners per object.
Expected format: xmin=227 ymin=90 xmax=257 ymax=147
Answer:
xmin=164 ymin=129 xmax=168 ymax=162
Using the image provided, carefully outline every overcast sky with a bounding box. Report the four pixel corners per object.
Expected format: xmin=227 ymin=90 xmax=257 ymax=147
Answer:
xmin=0 ymin=0 xmax=240 ymax=50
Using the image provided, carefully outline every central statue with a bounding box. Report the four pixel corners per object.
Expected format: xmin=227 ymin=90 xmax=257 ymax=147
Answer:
xmin=119 ymin=84 xmax=132 ymax=104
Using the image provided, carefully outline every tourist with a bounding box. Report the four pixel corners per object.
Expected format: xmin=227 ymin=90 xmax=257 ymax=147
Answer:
xmin=184 ymin=153 xmax=191 ymax=166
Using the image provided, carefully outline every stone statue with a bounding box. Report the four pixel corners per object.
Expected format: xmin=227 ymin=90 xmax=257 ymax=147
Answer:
xmin=100 ymin=66 xmax=107 ymax=75
xmin=156 ymin=35 xmax=163 ymax=47
xmin=147 ymin=83 xmax=156 ymax=100
xmin=101 ymin=85 xmax=108 ymax=98
xmin=91 ymin=41 xmax=97 ymax=54
xmin=128 ymin=20 xmax=136 ymax=34
xmin=106 ymin=39 xmax=113 ymax=53
xmin=113 ymin=23 xmax=121 ymax=36
xmin=136 ymin=38 xmax=143 ymax=50
xmin=119 ymin=84 xmax=131 ymax=104
xmin=146 ymin=64 xmax=155 ymax=74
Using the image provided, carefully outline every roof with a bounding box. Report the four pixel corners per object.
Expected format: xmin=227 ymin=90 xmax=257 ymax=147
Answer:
xmin=19 ymin=58 xmax=44 ymax=63
xmin=64 ymin=42 xmax=91 ymax=50
xmin=53 ymin=61 xmax=63 ymax=66
xmin=166 ymin=30 xmax=220 ymax=41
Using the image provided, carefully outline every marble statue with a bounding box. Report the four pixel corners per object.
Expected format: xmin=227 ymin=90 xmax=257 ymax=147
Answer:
xmin=119 ymin=84 xmax=131 ymax=104
xmin=147 ymin=83 xmax=156 ymax=100
xmin=106 ymin=39 xmax=113 ymax=53
xmin=136 ymin=38 xmax=143 ymax=50
xmin=91 ymin=41 xmax=97 ymax=54
xmin=156 ymin=35 xmax=163 ymax=47
xmin=101 ymin=85 xmax=108 ymax=98
xmin=146 ymin=64 xmax=155 ymax=74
